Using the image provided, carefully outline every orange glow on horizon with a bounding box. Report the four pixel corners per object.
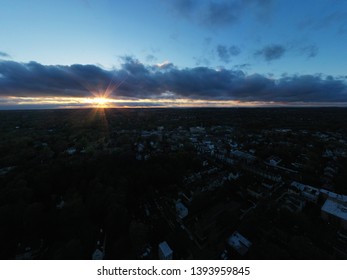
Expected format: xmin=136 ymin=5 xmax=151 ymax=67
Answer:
xmin=85 ymin=96 xmax=114 ymax=108
xmin=3 ymin=95 xmax=347 ymax=109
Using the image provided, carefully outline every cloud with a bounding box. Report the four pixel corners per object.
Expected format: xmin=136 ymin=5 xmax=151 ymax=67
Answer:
xmin=155 ymin=61 xmax=175 ymax=70
xmin=273 ymin=75 xmax=347 ymax=103
xmin=0 ymin=51 xmax=10 ymax=58
xmin=169 ymin=0 xmax=274 ymax=27
xmin=300 ymin=45 xmax=319 ymax=58
xmin=146 ymin=54 xmax=158 ymax=63
xmin=251 ymin=0 xmax=275 ymax=22
xmin=171 ymin=0 xmax=197 ymax=17
xmin=1 ymin=59 xmax=346 ymax=104
xmin=193 ymin=56 xmax=211 ymax=66
xmin=0 ymin=60 xmax=110 ymax=97
xmin=233 ymin=63 xmax=251 ymax=71
xmin=217 ymin=45 xmax=231 ymax=63
xmin=80 ymin=0 xmax=91 ymax=8
xmin=255 ymin=44 xmax=286 ymax=61
xmin=216 ymin=44 xmax=241 ymax=63
xmin=202 ymin=1 xmax=240 ymax=26
xmin=229 ymin=45 xmax=241 ymax=56
xmin=192 ymin=37 xmax=214 ymax=66
xmin=298 ymin=11 xmax=347 ymax=34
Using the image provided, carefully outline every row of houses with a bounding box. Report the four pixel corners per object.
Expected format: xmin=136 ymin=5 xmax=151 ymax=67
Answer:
xmin=289 ymin=181 xmax=347 ymax=230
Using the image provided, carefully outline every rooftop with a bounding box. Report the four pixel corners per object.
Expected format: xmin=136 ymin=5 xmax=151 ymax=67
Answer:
xmin=227 ymin=231 xmax=252 ymax=256
xmin=320 ymin=189 xmax=347 ymax=203
xmin=321 ymin=199 xmax=347 ymax=221
xmin=158 ymin=241 xmax=173 ymax=257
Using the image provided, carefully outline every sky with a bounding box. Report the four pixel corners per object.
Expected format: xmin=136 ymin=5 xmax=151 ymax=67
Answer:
xmin=0 ymin=0 xmax=347 ymax=109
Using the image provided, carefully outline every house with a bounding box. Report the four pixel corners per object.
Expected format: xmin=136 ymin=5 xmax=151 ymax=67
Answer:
xmin=229 ymin=141 xmax=238 ymax=149
xmin=243 ymin=165 xmax=282 ymax=182
xmin=265 ymin=156 xmax=282 ymax=166
xmin=92 ymin=228 xmax=106 ymax=260
xmin=321 ymin=199 xmax=347 ymax=230
xmin=246 ymin=184 xmax=265 ymax=199
xmin=56 ymin=196 xmax=65 ymax=210
xmin=290 ymin=181 xmax=320 ymax=203
xmin=176 ymin=201 xmax=188 ymax=219
xmin=228 ymin=171 xmax=240 ymax=180
xmin=278 ymin=193 xmax=306 ymax=213
xmin=320 ymin=189 xmax=347 ymax=203
xmin=92 ymin=246 xmax=105 ymax=260
xmin=189 ymin=126 xmax=205 ymax=135
xmin=230 ymin=150 xmax=256 ymax=163
xmin=227 ymin=231 xmax=252 ymax=256
xmin=66 ymin=147 xmax=77 ymax=155
xmin=158 ymin=241 xmax=173 ymax=260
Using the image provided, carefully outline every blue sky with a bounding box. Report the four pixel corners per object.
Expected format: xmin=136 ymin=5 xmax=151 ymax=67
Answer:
xmin=1 ymin=0 xmax=347 ymax=108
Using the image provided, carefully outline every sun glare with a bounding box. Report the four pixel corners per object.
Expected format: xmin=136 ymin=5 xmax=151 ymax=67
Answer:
xmin=86 ymin=96 xmax=114 ymax=108
xmin=93 ymin=97 xmax=107 ymax=106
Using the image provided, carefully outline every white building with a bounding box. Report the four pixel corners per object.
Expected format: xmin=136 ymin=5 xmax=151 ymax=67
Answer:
xmin=321 ymin=199 xmax=347 ymax=230
xmin=158 ymin=241 xmax=173 ymax=260
xmin=175 ymin=201 xmax=188 ymax=219
xmin=227 ymin=231 xmax=252 ymax=256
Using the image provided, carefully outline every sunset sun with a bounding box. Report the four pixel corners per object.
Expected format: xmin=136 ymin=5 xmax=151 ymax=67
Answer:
xmin=93 ymin=97 xmax=108 ymax=107
xmin=86 ymin=96 xmax=114 ymax=108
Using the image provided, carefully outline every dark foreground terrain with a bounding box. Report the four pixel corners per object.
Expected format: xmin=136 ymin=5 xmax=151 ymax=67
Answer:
xmin=0 ymin=107 xmax=347 ymax=259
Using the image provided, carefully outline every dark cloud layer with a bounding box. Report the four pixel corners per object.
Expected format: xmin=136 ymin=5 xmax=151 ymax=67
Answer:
xmin=0 ymin=58 xmax=346 ymax=104
xmin=255 ymin=44 xmax=286 ymax=61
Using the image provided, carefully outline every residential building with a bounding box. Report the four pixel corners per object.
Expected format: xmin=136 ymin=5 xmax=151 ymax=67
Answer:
xmin=321 ymin=199 xmax=347 ymax=230
xmin=227 ymin=231 xmax=252 ymax=256
xmin=158 ymin=241 xmax=173 ymax=260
